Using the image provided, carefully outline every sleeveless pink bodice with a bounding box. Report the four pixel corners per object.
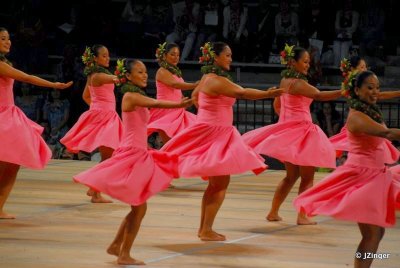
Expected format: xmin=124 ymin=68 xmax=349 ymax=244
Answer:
xmin=346 ymin=130 xmax=387 ymax=168
xmin=155 ymin=75 xmax=184 ymax=101
xmin=0 ymin=76 xmax=15 ymax=106
xmin=196 ymin=92 xmax=235 ymax=126
xmin=89 ymin=83 xmax=115 ymax=111
xmin=278 ymin=92 xmax=313 ymax=122
xmin=121 ymin=107 xmax=149 ymax=149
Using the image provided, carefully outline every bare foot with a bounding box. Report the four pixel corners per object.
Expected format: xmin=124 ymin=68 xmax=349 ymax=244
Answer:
xmin=117 ymin=256 xmax=145 ymax=265
xmin=297 ymin=214 xmax=317 ymax=225
xmin=199 ymin=230 xmax=226 ymax=241
xmin=86 ymin=188 xmax=95 ymax=196
xmin=0 ymin=211 xmax=16 ymax=219
xmin=91 ymin=195 xmax=113 ymax=203
xmin=106 ymin=243 xmax=120 ymax=257
xmin=266 ymin=213 xmax=282 ymax=221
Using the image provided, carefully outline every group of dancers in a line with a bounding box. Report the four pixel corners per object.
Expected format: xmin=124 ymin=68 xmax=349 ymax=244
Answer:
xmin=0 ymin=26 xmax=399 ymax=267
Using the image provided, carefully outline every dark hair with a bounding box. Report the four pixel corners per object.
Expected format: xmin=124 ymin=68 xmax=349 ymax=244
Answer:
xmin=0 ymin=27 xmax=7 ymax=32
xmin=349 ymin=55 xmax=363 ymax=69
xmin=124 ymin=59 xmax=141 ymax=74
xmin=91 ymin=44 xmax=106 ymax=57
xmin=350 ymin=70 xmax=375 ymax=93
xmin=292 ymin=47 xmax=308 ymax=62
xmin=164 ymin=43 xmax=179 ymax=55
xmin=348 ymin=70 xmax=383 ymax=123
xmin=212 ymin=42 xmax=228 ymax=56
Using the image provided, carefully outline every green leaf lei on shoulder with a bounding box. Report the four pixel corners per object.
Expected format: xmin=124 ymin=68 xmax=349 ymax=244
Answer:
xmin=201 ymin=64 xmax=232 ymax=80
xmin=0 ymin=53 xmax=12 ymax=66
xmin=120 ymin=82 xmax=147 ymax=96
xmin=280 ymin=68 xmax=308 ymax=81
xmin=155 ymin=42 xmax=182 ymax=77
xmin=199 ymin=42 xmax=232 ymax=81
xmin=81 ymin=46 xmax=111 ymax=76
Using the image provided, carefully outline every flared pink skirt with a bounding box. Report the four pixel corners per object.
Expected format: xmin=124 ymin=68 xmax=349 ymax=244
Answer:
xmin=61 ymin=109 xmax=123 ymax=153
xmin=74 ymin=146 xmax=179 ymax=205
xmin=0 ymin=105 xmax=51 ymax=169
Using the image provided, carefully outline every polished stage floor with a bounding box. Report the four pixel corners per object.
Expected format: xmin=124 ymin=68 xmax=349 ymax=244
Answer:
xmin=0 ymin=160 xmax=399 ymax=268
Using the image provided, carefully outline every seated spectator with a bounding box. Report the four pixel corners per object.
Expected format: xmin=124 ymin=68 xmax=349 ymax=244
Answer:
xmin=142 ymin=3 xmax=171 ymax=58
xmin=192 ymin=0 xmax=221 ymax=61
xmin=222 ymin=0 xmax=248 ymax=62
xmin=316 ymin=101 xmax=342 ymax=137
xmin=166 ymin=0 xmax=201 ymax=61
xmin=43 ymin=90 xmax=70 ymax=158
xmin=247 ymin=0 xmax=275 ymax=63
xmin=333 ymin=0 xmax=359 ymax=66
xmin=275 ymin=0 xmax=299 ymax=51
xmin=14 ymin=83 xmax=41 ymax=122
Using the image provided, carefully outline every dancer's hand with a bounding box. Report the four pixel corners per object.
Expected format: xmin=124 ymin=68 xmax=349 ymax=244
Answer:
xmin=265 ymin=87 xmax=284 ymax=98
xmin=180 ymin=97 xmax=192 ymax=108
xmin=54 ymin=81 xmax=73 ymax=90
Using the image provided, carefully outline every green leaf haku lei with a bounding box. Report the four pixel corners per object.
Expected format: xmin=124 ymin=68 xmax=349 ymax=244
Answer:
xmin=120 ymin=82 xmax=147 ymax=96
xmin=201 ymin=64 xmax=232 ymax=81
xmin=281 ymin=68 xmax=308 ymax=81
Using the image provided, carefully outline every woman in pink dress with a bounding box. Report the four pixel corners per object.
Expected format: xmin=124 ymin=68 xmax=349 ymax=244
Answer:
xmin=330 ymin=56 xmax=400 ymax=164
xmin=74 ymin=59 xmax=191 ymax=265
xmin=161 ymin=42 xmax=283 ymax=241
xmin=0 ymin=27 xmax=72 ymax=219
xmin=294 ymin=71 xmax=400 ymax=268
xmin=242 ymin=45 xmax=342 ymax=225
xmin=61 ymin=45 xmax=123 ymax=203
xmin=147 ymin=42 xmax=198 ymax=144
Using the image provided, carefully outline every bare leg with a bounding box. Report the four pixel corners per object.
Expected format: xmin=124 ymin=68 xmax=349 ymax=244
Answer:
xmin=90 ymin=146 xmax=113 ymax=203
xmin=267 ymin=162 xmax=299 ymax=221
xmin=297 ymin=166 xmax=317 ymax=225
xmin=355 ymin=223 xmax=385 ymax=268
xmin=158 ymin=130 xmax=171 ymax=145
xmin=117 ymin=203 xmax=147 ymax=265
xmin=0 ymin=162 xmax=20 ymax=219
xmin=107 ymin=217 xmax=128 ymax=256
xmin=198 ymin=175 xmax=230 ymax=241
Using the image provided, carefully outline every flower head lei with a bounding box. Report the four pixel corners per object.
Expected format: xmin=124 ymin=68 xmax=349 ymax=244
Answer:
xmin=340 ymin=58 xmax=356 ymax=97
xmin=199 ymin=42 xmax=232 ymax=81
xmin=280 ymin=43 xmax=295 ymax=65
xmin=341 ymin=70 xmax=358 ymax=98
xmin=280 ymin=44 xmax=307 ymax=81
xmin=155 ymin=42 xmax=182 ymax=77
xmin=114 ymin=58 xmax=127 ymax=86
xmin=114 ymin=58 xmax=147 ymax=96
xmin=82 ymin=46 xmax=111 ymax=76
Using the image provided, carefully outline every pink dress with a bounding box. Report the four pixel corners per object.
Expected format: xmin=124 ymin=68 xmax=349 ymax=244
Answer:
xmin=60 ymin=82 xmax=123 ymax=153
xmin=147 ymin=76 xmax=196 ymax=137
xmin=74 ymin=107 xmax=179 ymax=206
xmin=242 ymin=80 xmax=336 ymax=168
xmin=294 ymin=130 xmax=400 ymax=227
xmin=161 ymin=91 xmax=267 ymax=179
xmin=0 ymin=76 xmax=51 ymax=168
xmin=330 ymin=125 xmax=399 ymax=164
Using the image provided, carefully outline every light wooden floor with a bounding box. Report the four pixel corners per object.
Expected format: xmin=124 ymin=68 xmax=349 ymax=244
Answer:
xmin=0 ymin=160 xmax=399 ymax=268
